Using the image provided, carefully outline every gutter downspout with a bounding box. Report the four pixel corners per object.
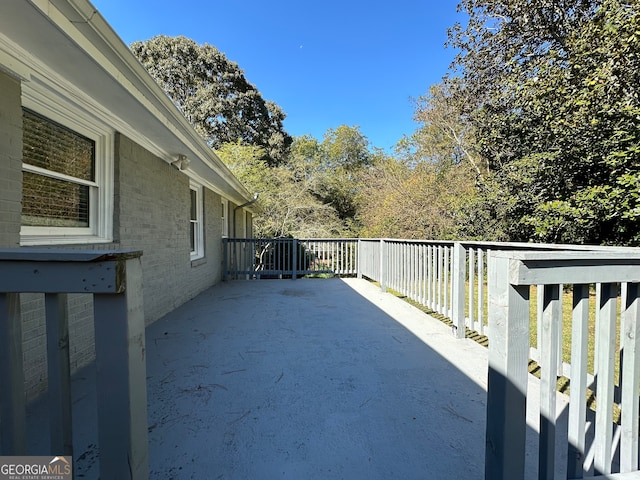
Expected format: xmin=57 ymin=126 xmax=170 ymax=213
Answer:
xmin=230 ymin=193 xmax=259 ymax=280
xmin=233 ymin=193 xmax=259 ymax=239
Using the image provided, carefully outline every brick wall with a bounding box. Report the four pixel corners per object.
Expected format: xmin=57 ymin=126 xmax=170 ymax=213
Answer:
xmin=115 ymin=134 xmax=223 ymax=324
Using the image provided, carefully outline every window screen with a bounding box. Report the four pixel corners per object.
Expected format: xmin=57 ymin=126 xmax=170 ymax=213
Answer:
xmin=190 ymin=188 xmax=197 ymax=252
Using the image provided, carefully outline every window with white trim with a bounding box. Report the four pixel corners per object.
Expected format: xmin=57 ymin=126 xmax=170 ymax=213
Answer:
xmin=221 ymin=199 xmax=229 ymax=237
xmin=190 ymin=181 xmax=204 ymax=260
xmin=22 ymin=108 xmax=94 ymax=228
xmin=20 ymin=94 xmax=113 ymax=245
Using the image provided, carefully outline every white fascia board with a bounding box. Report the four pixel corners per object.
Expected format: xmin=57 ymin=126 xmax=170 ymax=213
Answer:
xmin=14 ymin=0 xmax=255 ymax=205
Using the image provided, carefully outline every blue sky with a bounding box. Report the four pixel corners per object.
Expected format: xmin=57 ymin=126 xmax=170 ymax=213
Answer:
xmin=91 ymin=0 xmax=461 ymax=152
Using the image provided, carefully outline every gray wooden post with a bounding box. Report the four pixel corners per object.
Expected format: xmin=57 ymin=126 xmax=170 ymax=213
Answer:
xmin=380 ymin=239 xmax=387 ymax=292
xmin=292 ymin=238 xmax=298 ymax=280
xmin=357 ymin=239 xmax=362 ymax=279
xmin=485 ymin=254 xmax=530 ymax=480
xmin=471 ymin=248 xmax=477 ymax=329
xmin=45 ymin=293 xmax=73 ymax=456
xmin=222 ymin=238 xmax=228 ymax=281
xmin=94 ymin=254 xmax=149 ymax=480
xmin=452 ymin=242 xmax=466 ymax=339
xmin=0 ymin=292 xmax=26 ymax=455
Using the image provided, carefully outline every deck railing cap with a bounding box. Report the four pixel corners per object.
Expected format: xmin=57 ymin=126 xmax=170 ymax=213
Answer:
xmin=491 ymin=250 xmax=640 ymax=261
xmin=0 ymin=248 xmax=143 ymax=262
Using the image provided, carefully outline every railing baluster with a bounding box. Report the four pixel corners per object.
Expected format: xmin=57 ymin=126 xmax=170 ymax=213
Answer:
xmin=444 ymin=245 xmax=450 ymax=317
xmin=420 ymin=244 xmax=424 ymax=301
xmin=620 ymin=282 xmax=640 ymax=472
xmin=539 ymin=284 xmax=561 ymax=480
xmin=537 ymin=285 xmax=544 ymax=364
xmin=393 ymin=242 xmax=398 ymax=292
xmin=594 ymin=282 xmax=618 ymax=476
xmin=45 ymin=293 xmax=73 ymax=456
xmin=469 ymin=247 xmax=475 ymax=330
xmin=380 ymin=239 xmax=386 ymax=292
xmin=437 ymin=246 xmax=443 ymax=314
xmin=557 ymin=284 xmax=564 ymax=377
xmin=452 ymin=243 xmax=466 ymax=339
xmin=567 ymin=284 xmax=590 ymax=479
xmin=478 ymin=249 xmax=485 ymax=335
xmin=428 ymin=245 xmax=434 ymax=309
xmin=0 ymin=292 xmax=26 ymax=455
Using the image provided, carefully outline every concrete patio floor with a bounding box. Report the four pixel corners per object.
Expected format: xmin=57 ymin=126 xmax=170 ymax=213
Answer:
xmin=27 ymin=277 xmax=570 ymax=479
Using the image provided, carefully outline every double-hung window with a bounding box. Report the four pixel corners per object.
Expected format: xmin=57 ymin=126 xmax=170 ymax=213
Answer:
xmin=20 ymin=93 xmax=113 ymax=245
xmin=221 ymin=199 xmax=229 ymax=238
xmin=22 ymin=108 xmax=95 ymax=229
xmin=190 ymin=181 xmax=204 ymax=260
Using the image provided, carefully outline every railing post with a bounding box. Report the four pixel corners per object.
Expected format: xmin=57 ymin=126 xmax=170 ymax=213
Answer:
xmin=485 ymin=253 xmax=530 ymax=480
xmin=0 ymin=292 xmax=26 ymax=455
xmin=292 ymin=238 xmax=298 ymax=280
xmin=222 ymin=238 xmax=228 ymax=281
xmin=452 ymin=242 xmax=466 ymax=339
xmin=380 ymin=239 xmax=387 ymax=292
xmin=93 ymin=254 xmax=149 ymax=480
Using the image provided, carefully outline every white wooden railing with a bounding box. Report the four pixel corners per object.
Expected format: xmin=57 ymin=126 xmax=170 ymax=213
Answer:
xmin=0 ymin=249 xmax=148 ymax=480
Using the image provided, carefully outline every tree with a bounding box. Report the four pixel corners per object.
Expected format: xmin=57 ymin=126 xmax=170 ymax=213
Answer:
xmin=445 ymin=0 xmax=640 ymax=245
xmin=216 ymin=142 xmax=345 ymax=238
xmin=413 ymin=79 xmax=487 ymax=178
xmin=317 ymin=126 xmax=372 ymax=227
xmin=131 ymin=35 xmax=292 ymax=165
xmin=520 ymin=0 xmax=640 ymax=244
xmin=285 ymin=126 xmax=372 ymax=233
xmin=356 ymin=152 xmax=477 ymax=239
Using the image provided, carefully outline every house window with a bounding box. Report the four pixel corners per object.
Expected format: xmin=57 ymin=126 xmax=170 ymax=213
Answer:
xmin=221 ymin=199 xmax=229 ymax=237
xmin=22 ymin=109 xmax=95 ymax=229
xmin=190 ymin=182 xmax=204 ymax=260
xmin=20 ymin=96 xmax=113 ymax=245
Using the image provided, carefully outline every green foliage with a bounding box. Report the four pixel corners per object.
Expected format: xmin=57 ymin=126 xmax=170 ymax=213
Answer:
xmin=413 ymin=79 xmax=487 ymax=177
xmin=131 ymin=35 xmax=292 ymax=166
xmin=356 ymin=150 xmax=477 ymax=240
xmin=446 ymin=0 xmax=640 ymax=245
xmin=285 ymin=126 xmax=372 ymax=230
xmin=216 ymin=142 xmax=346 ymax=238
